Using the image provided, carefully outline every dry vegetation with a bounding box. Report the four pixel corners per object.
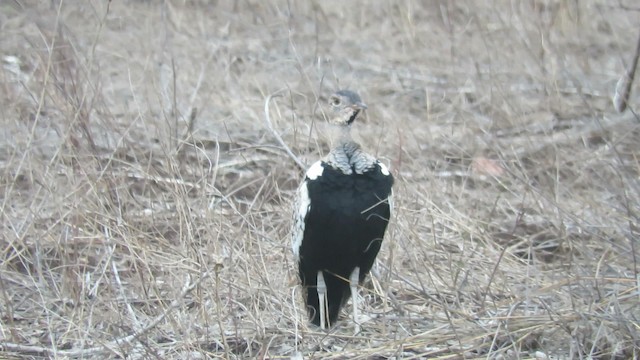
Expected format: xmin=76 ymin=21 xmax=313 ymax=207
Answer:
xmin=1 ymin=0 xmax=639 ymax=359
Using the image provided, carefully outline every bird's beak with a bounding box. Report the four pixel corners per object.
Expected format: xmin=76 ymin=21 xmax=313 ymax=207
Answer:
xmin=353 ymin=102 xmax=368 ymax=110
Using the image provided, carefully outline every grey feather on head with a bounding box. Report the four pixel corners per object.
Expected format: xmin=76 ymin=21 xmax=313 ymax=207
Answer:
xmin=328 ymin=90 xmax=367 ymax=126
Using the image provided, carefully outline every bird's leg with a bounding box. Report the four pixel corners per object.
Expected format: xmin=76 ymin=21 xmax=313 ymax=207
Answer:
xmin=317 ymin=271 xmax=327 ymax=329
xmin=349 ymin=266 xmax=361 ymax=333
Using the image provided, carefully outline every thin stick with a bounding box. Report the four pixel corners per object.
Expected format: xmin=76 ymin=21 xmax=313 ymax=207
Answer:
xmin=0 ymin=271 xmax=210 ymax=358
xmin=613 ymin=28 xmax=640 ymax=112
xmin=264 ymin=89 xmax=306 ymax=170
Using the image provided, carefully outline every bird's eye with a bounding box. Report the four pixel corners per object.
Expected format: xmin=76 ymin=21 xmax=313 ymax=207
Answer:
xmin=330 ymin=97 xmax=342 ymax=107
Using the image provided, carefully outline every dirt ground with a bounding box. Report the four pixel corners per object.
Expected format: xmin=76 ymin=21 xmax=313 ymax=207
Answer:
xmin=1 ymin=0 xmax=639 ymax=359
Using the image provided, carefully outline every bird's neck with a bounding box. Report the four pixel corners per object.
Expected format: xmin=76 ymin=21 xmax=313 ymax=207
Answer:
xmin=326 ymin=124 xmax=353 ymax=145
xmin=326 ymin=126 xmax=376 ymax=175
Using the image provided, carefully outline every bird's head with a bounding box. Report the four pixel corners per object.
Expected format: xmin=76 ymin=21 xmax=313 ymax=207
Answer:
xmin=328 ymin=90 xmax=367 ymax=126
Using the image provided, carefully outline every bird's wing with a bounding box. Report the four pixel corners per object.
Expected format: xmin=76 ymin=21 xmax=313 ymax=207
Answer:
xmin=291 ymin=179 xmax=310 ymax=260
xmin=291 ymin=161 xmax=325 ymax=259
xmin=377 ymin=160 xmax=394 ymax=214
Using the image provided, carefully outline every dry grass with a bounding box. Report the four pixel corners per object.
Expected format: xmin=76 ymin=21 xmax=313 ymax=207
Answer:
xmin=1 ymin=0 xmax=639 ymax=359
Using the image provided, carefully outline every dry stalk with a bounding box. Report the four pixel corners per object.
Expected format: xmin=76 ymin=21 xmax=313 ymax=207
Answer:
xmin=613 ymin=28 xmax=640 ymax=112
xmin=0 ymin=272 xmax=210 ymax=358
xmin=263 ymin=89 xmax=306 ymax=171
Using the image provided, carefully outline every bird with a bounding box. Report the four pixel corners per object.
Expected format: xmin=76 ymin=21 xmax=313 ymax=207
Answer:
xmin=292 ymin=89 xmax=394 ymax=331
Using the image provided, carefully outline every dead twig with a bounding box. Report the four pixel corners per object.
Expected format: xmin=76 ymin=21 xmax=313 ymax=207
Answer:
xmin=613 ymin=28 xmax=640 ymax=112
xmin=264 ymin=89 xmax=306 ymax=171
xmin=0 ymin=271 xmax=210 ymax=358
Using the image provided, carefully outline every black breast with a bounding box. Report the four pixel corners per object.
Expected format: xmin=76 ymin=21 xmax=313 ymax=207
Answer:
xmin=298 ymin=161 xmax=393 ymax=325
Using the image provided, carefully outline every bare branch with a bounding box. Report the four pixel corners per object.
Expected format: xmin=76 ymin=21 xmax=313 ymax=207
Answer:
xmin=613 ymin=28 xmax=640 ymax=112
xmin=264 ymin=89 xmax=306 ymax=171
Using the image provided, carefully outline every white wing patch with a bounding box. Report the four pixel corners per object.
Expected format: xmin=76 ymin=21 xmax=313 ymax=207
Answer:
xmin=292 ymin=179 xmax=311 ymax=259
xmin=292 ymin=162 xmax=324 ymax=259
xmin=378 ymin=161 xmax=390 ymax=176
xmin=306 ymin=161 xmax=324 ymax=180
xmin=376 ymin=161 xmax=393 ymax=219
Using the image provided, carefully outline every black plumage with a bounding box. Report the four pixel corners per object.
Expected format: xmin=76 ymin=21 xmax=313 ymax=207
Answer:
xmin=292 ymin=90 xmax=394 ymax=330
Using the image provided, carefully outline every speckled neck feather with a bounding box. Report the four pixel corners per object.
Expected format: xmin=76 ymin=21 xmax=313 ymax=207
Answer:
xmin=326 ymin=134 xmax=377 ymax=175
